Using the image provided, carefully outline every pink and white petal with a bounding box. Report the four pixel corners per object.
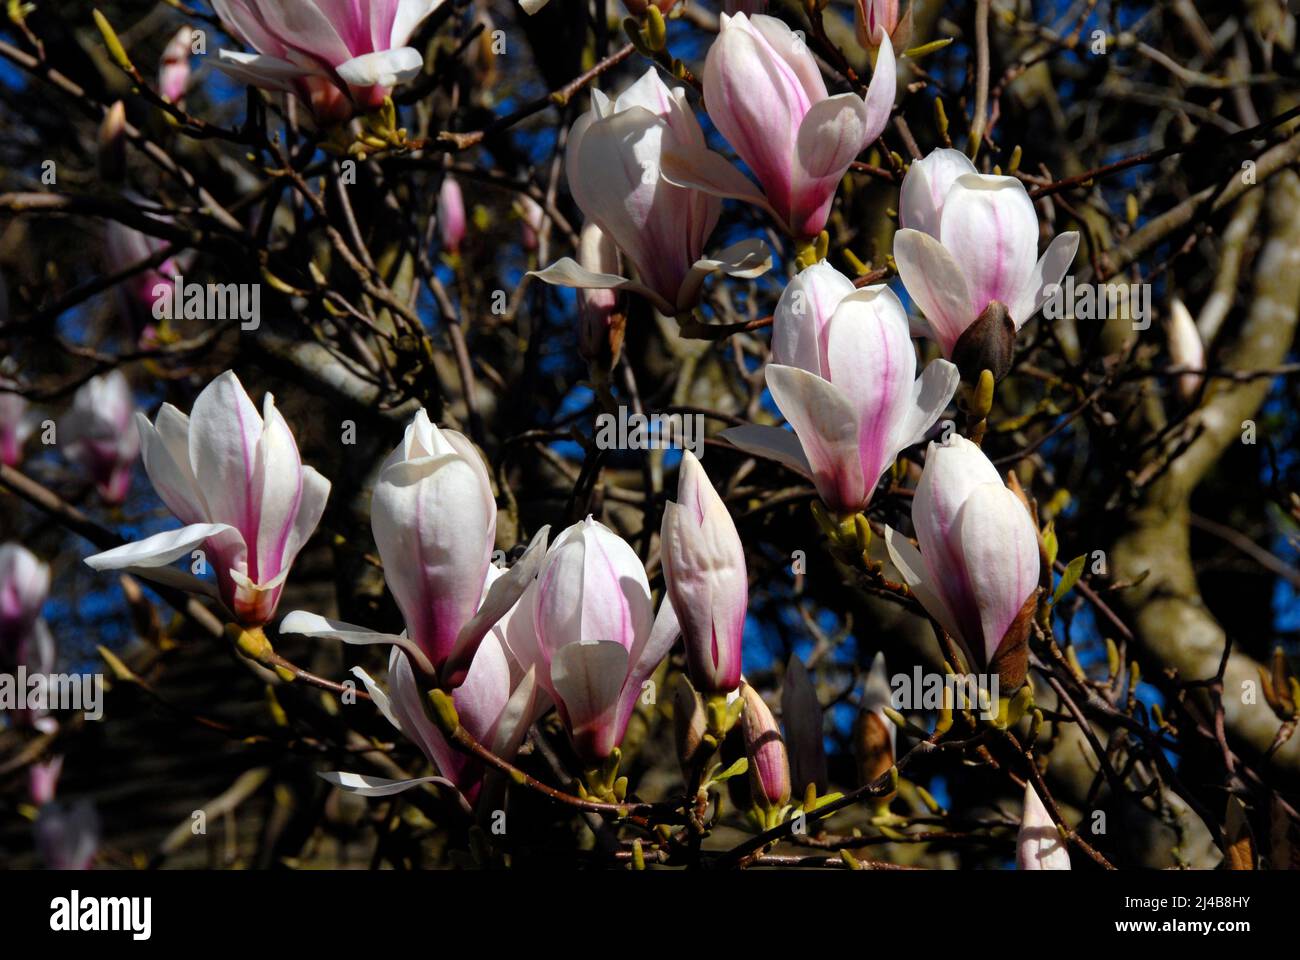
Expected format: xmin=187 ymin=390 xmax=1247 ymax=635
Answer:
xmin=882 ymin=525 xmax=964 ymax=645
xmin=550 ymin=641 xmax=629 ymax=753
xmin=765 ymin=364 xmax=866 ymax=513
xmin=899 ymin=147 xmax=976 ymax=237
xmin=745 ymin=14 xmax=827 ymax=102
xmin=188 ymin=371 xmax=264 ymax=537
xmin=823 ymin=286 xmax=917 ymax=493
xmin=213 ymin=0 xmax=290 ymax=56
xmin=389 ymin=0 xmax=445 ymax=46
xmin=658 ymin=147 xmax=783 ymax=223
xmin=214 ymin=50 xmax=306 ymax=92
xmin=892 ymin=228 xmax=975 ymax=356
xmin=453 ymin=631 xmax=513 ymax=743
xmin=277 ymin=610 xmax=436 ymax=676
xmin=1009 ymin=231 xmax=1080 ymax=329
xmin=319 ymin=771 xmax=459 ymax=799
xmin=789 ymin=93 xmax=870 ymax=237
xmin=771 ymin=260 xmax=856 ymax=376
xmin=118 ymin=564 xmax=221 ymax=601
xmin=487 ymin=664 xmax=546 ymax=761
xmin=939 ymin=174 xmax=1039 ymax=317
xmin=443 ymin=525 xmax=551 ymax=688
xmin=861 ymin=36 xmax=897 ymax=144
xmin=350 ymin=665 xmax=402 ymax=731
xmin=251 ymin=394 xmax=305 ymax=583
xmin=527 ymin=258 xmax=673 ymax=316
xmin=137 ymin=412 xmax=206 ymax=525
xmin=890 ymin=358 xmax=961 ymax=452
xmin=719 ymin=424 xmax=813 ymax=479
xmin=252 ymin=0 xmax=352 ymax=65
xmin=336 ymin=48 xmax=424 ymax=88
xmin=702 ymin=25 xmax=801 ymax=219
xmin=955 ymin=483 xmax=1039 ymax=664
xmin=386 ymin=647 xmax=461 ymax=775
xmin=85 ymin=522 xmax=238 ymax=571
xmin=582 ymin=520 xmax=654 ymax=651
xmin=677 ymin=238 xmax=772 ymax=310
xmin=281 ymin=464 xmax=330 ymax=568
xmin=615 ymin=596 xmax=680 ymax=741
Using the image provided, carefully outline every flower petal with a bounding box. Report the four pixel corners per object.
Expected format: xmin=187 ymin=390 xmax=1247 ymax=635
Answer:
xmin=765 ymin=363 xmax=866 ymax=513
xmin=1009 ymin=231 xmax=1080 ymax=329
xmin=719 ymin=423 xmax=813 ymax=479
xmin=277 ymin=610 xmax=436 ymax=676
xmin=85 ymin=522 xmax=238 ymax=571
xmin=939 ymin=173 xmax=1039 ymax=318
xmin=892 ymin=228 xmax=974 ymax=356
xmin=335 ymin=47 xmax=424 ymax=88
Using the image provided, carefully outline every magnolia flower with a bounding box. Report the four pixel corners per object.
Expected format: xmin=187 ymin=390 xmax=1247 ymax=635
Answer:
xmin=0 ymin=392 xmax=34 ymax=468
xmin=437 ymin=176 xmax=466 ymax=255
xmin=1017 ymin=782 xmax=1071 ymax=870
xmin=503 ymin=517 xmax=680 ymax=764
xmin=62 ymin=371 xmax=140 ymax=505
xmin=104 ymin=219 xmax=179 ymax=336
xmin=854 ymin=0 xmax=911 ymax=54
xmin=35 ymin=799 xmax=100 ymax=870
xmin=85 ymin=370 xmax=331 ymax=627
xmin=661 ymin=450 xmax=746 ymax=695
xmin=854 ymin=652 xmax=896 ymax=790
xmin=723 ymin=264 xmax=959 ymax=515
xmin=0 ymin=542 xmax=56 ymax=731
xmin=740 ymin=680 xmax=790 ymax=813
xmin=515 ymin=195 xmax=545 ymax=252
xmin=159 ymin=26 xmax=194 ymax=105
xmin=575 ymin=222 xmax=623 ymax=367
xmin=0 ymin=542 xmax=50 ymax=669
xmin=897 ymin=148 xmax=977 ymax=239
xmin=29 ymin=755 xmax=64 ymax=807
xmin=884 ymin=435 xmax=1039 ymax=686
xmin=325 ymin=572 xmax=545 ymax=803
xmin=781 ymin=654 xmax=827 ymax=797
xmin=1168 ymin=298 xmax=1205 ymax=402
xmin=531 ymin=66 xmax=770 ymax=317
xmin=894 ymin=156 xmax=1079 ymax=374
xmin=280 ymin=409 xmax=548 ymax=686
xmin=661 ymin=14 xmax=895 ymax=240
xmin=213 ymin=0 xmax=444 ymax=122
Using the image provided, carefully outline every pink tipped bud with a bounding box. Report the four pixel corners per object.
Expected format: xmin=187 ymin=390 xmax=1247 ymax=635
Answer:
xmin=159 ymin=26 xmax=194 ymax=106
xmin=661 ymin=450 xmax=747 ymax=695
xmin=740 ymin=681 xmax=790 ymax=810
xmin=437 ymin=176 xmax=467 ymax=255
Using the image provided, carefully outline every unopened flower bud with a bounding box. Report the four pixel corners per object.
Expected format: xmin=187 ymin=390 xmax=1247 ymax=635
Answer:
xmin=854 ymin=653 xmax=896 ymax=795
xmin=740 ymin=681 xmax=790 ymax=810
xmin=159 ymin=26 xmax=194 ymax=106
xmin=951 ymin=299 xmax=1016 ymax=383
xmin=780 ymin=654 xmax=827 ymax=798
xmin=98 ymin=101 xmax=128 ymax=182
